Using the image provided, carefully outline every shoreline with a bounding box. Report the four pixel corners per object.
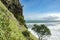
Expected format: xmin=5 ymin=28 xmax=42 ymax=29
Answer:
xmin=26 ymin=23 xmax=60 ymax=40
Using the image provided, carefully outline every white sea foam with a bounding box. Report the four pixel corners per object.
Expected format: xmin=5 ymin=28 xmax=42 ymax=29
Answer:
xmin=26 ymin=23 xmax=60 ymax=40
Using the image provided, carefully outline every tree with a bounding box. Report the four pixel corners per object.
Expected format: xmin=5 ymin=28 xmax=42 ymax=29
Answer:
xmin=32 ymin=24 xmax=51 ymax=40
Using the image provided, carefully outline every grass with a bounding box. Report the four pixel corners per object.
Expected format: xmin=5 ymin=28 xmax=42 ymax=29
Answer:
xmin=20 ymin=25 xmax=38 ymax=40
xmin=0 ymin=0 xmax=38 ymax=40
xmin=0 ymin=1 xmax=26 ymax=40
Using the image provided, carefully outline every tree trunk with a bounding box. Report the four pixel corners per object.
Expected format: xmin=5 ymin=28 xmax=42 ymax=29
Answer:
xmin=39 ymin=36 xmax=40 ymax=40
xmin=40 ymin=37 xmax=42 ymax=40
xmin=38 ymin=35 xmax=43 ymax=40
xmin=38 ymin=35 xmax=40 ymax=40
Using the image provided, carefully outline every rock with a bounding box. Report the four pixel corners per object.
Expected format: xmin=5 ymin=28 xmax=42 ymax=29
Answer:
xmin=1 ymin=0 xmax=26 ymax=27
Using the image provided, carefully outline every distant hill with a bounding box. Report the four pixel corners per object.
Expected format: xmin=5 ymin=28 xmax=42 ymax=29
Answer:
xmin=26 ymin=20 xmax=60 ymax=23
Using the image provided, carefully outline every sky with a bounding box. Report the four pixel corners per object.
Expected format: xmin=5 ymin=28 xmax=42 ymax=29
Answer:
xmin=20 ymin=0 xmax=60 ymax=20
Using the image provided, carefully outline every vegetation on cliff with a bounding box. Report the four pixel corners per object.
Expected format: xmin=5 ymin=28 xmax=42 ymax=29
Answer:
xmin=0 ymin=0 xmax=38 ymax=40
xmin=0 ymin=1 xmax=26 ymax=40
xmin=1 ymin=0 xmax=26 ymax=27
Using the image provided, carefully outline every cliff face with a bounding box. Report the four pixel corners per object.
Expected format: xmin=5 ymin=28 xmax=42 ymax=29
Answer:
xmin=1 ymin=0 xmax=22 ymax=15
xmin=0 ymin=0 xmax=38 ymax=40
xmin=0 ymin=1 xmax=26 ymax=40
xmin=1 ymin=0 xmax=26 ymax=27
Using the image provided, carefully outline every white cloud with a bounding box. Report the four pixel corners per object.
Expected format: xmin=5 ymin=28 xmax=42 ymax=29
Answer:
xmin=25 ymin=13 xmax=60 ymax=20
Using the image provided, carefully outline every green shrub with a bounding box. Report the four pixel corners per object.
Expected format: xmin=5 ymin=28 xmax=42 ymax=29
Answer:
xmin=22 ymin=30 xmax=30 ymax=37
xmin=15 ymin=15 xmax=27 ymax=28
xmin=32 ymin=24 xmax=51 ymax=40
xmin=22 ymin=30 xmax=34 ymax=40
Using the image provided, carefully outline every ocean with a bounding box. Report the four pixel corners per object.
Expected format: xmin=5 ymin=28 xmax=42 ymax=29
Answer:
xmin=26 ymin=22 xmax=60 ymax=40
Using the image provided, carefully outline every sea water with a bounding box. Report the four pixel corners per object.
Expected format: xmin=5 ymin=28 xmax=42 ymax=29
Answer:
xmin=26 ymin=22 xmax=60 ymax=40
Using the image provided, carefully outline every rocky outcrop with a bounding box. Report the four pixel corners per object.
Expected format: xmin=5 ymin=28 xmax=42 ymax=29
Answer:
xmin=0 ymin=1 xmax=26 ymax=40
xmin=0 ymin=0 xmax=38 ymax=40
xmin=1 ymin=0 xmax=26 ymax=27
xmin=1 ymin=0 xmax=22 ymax=15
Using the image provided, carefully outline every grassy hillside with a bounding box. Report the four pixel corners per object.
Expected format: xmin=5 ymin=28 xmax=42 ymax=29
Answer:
xmin=1 ymin=0 xmax=26 ymax=28
xmin=19 ymin=25 xmax=38 ymax=40
xmin=0 ymin=1 xmax=26 ymax=40
xmin=0 ymin=0 xmax=38 ymax=40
